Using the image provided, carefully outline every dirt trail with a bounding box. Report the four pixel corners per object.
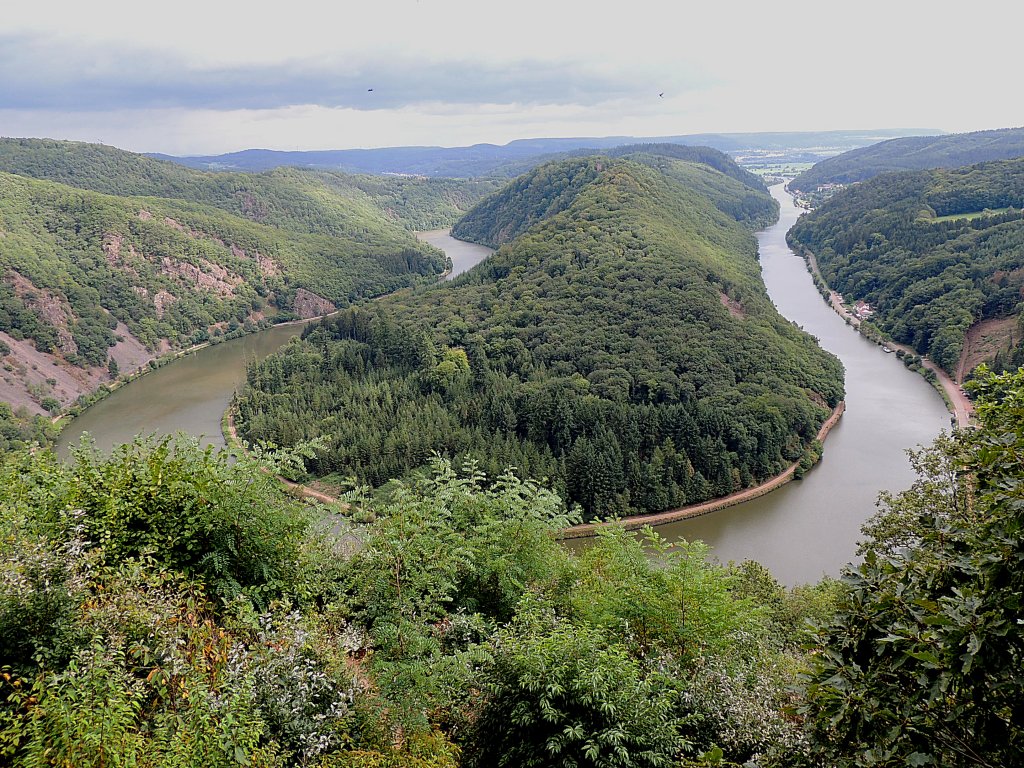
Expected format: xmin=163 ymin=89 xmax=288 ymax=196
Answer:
xmin=224 ymin=408 xmax=346 ymax=507
xmin=957 ymin=316 xmax=1017 ymax=384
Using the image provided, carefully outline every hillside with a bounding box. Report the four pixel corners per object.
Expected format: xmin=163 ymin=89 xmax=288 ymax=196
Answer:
xmin=234 ymin=155 xmax=843 ymax=521
xmin=0 ymin=138 xmax=500 ymax=236
xmin=0 ymin=139 xmax=506 ymax=421
xmin=0 ymin=171 xmax=446 ymax=417
xmin=790 ymin=126 xmax=1024 ymax=191
xmin=452 ymin=146 xmax=776 ymax=248
xmin=605 ymin=143 xmax=768 ymax=191
xmin=788 ymin=157 xmax=1024 ymax=377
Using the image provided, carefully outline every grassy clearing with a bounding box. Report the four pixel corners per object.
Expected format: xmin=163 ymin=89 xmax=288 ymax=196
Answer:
xmin=930 ymin=207 xmax=1015 ymax=223
xmin=744 ymin=162 xmax=815 ymax=177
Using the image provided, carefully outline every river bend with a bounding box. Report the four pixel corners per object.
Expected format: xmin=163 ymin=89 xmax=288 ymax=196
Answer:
xmin=56 ymin=202 xmax=950 ymax=585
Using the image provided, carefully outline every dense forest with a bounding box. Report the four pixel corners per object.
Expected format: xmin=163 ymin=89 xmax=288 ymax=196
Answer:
xmin=0 ymin=172 xmax=444 ymax=402
xmin=234 ymin=151 xmax=843 ymax=521
xmin=3 ymin=365 xmax=1022 ymax=767
xmin=0 ymin=139 xmax=501 ymax=416
xmin=789 ymin=126 xmax=1024 ymax=191
xmin=451 ymin=147 xmax=774 ymax=248
xmin=788 ymin=158 xmax=1024 ymax=375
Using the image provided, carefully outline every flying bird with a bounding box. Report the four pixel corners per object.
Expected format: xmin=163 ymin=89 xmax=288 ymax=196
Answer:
xmin=367 ymin=88 xmax=374 ymax=92
xmin=658 ymin=92 xmax=664 ymax=98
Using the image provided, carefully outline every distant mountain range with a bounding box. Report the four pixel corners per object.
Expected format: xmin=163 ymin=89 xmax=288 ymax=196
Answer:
xmin=149 ymin=129 xmax=942 ymax=178
xmin=790 ymin=126 xmax=1024 ymax=191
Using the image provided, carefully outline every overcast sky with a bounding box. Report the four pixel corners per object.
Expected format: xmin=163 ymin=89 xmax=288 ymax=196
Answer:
xmin=2 ymin=0 xmax=1021 ymax=155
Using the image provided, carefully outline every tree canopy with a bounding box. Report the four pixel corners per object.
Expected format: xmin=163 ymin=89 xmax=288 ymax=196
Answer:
xmin=788 ymin=158 xmax=1024 ymax=374
xmin=0 ymin=438 xmax=834 ymax=767
xmin=4 ymin=371 xmax=1023 ymax=767
xmin=236 ymin=154 xmax=842 ymax=521
xmin=800 ymin=366 xmax=1024 ymax=767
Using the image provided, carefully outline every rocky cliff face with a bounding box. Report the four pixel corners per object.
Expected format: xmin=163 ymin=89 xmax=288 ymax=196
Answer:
xmin=293 ymin=288 xmax=336 ymax=319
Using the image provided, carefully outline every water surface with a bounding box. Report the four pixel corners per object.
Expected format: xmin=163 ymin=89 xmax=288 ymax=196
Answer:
xmin=658 ymin=185 xmax=950 ymax=584
xmin=56 ymin=231 xmax=492 ymax=457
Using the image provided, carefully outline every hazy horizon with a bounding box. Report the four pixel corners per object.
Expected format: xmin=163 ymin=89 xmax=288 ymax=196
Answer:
xmin=3 ymin=0 xmax=1021 ymax=156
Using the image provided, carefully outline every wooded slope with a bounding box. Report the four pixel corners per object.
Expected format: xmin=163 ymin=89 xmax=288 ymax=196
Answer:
xmin=452 ymin=146 xmax=775 ymax=248
xmin=0 ymin=138 xmax=500 ymax=236
xmin=788 ymin=158 xmax=1024 ymax=375
xmin=236 ymin=153 xmax=843 ymax=520
xmin=790 ymin=126 xmax=1024 ymax=191
xmin=0 ymin=138 xmax=498 ymax=422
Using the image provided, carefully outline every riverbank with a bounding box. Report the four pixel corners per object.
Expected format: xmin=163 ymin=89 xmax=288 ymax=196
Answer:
xmin=794 ymin=241 xmax=974 ymax=429
xmin=223 ymin=396 xmax=846 ymax=540
xmin=223 ymin=405 xmax=345 ymax=507
xmin=558 ymin=400 xmax=846 ymax=540
xmin=51 ymin=324 xmax=265 ymax=433
xmin=50 ymin=314 xmax=320 ymax=439
xmin=53 ymin=233 xmax=482 ymax=444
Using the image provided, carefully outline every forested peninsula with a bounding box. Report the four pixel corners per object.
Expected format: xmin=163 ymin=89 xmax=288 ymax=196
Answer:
xmin=788 ymin=157 xmax=1024 ymax=377
xmin=234 ymin=149 xmax=844 ymax=521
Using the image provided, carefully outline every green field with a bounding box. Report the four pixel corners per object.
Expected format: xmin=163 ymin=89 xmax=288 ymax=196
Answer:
xmin=930 ymin=206 xmax=1016 ymax=223
xmin=741 ymin=162 xmax=815 ymax=178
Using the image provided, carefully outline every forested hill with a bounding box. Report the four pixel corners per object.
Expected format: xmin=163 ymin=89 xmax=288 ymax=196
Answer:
xmin=790 ymin=126 xmax=1024 ymax=191
xmin=0 ymin=138 xmax=501 ymax=234
xmin=0 ymin=138 xmax=502 ymax=435
xmin=235 ymin=156 xmax=844 ymax=521
xmin=452 ymin=147 xmax=777 ymax=248
xmin=0 ymin=170 xmax=445 ymax=423
xmin=604 ymin=143 xmax=768 ymax=192
xmin=788 ymin=158 xmax=1024 ymax=376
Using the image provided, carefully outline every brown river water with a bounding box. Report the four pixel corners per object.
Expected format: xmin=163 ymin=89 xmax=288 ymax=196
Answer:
xmin=55 ymin=231 xmax=493 ymax=456
xmin=57 ymin=197 xmax=951 ymax=585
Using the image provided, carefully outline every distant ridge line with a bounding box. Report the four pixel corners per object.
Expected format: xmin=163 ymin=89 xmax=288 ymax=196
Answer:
xmin=148 ymin=129 xmax=942 ymax=177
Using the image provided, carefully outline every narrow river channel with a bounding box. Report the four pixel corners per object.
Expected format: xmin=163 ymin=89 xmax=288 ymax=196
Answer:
xmin=657 ymin=185 xmax=950 ymax=585
xmin=57 ymin=195 xmax=951 ymax=585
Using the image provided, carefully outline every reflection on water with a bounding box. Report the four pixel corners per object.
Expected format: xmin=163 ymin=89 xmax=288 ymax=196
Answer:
xmin=416 ymin=229 xmax=494 ymax=281
xmin=56 ymin=322 xmax=311 ymax=458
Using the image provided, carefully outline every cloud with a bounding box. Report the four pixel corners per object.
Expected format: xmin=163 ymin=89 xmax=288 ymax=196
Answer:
xmin=0 ymin=32 xmax=704 ymax=113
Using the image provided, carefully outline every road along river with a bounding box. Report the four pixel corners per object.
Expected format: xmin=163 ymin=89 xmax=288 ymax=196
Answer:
xmin=56 ymin=202 xmax=951 ymax=585
xmin=649 ymin=185 xmax=950 ymax=585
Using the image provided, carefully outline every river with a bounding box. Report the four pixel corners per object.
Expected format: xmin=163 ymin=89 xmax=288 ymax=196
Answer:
xmin=56 ymin=197 xmax=951 ymax=585
xmin=55 ymin=231 xmax=493 ymax=457
xmin=655 ymin=185 xmax=950 ymax=584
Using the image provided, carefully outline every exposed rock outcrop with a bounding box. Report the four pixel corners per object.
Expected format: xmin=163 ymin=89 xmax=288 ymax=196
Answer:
xmin=293 ymin=288 xmax=336 ymax=319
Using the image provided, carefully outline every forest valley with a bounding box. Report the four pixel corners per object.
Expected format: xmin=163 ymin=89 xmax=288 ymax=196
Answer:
xmin=1 ymin=137 xmax=1023 ymax=766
